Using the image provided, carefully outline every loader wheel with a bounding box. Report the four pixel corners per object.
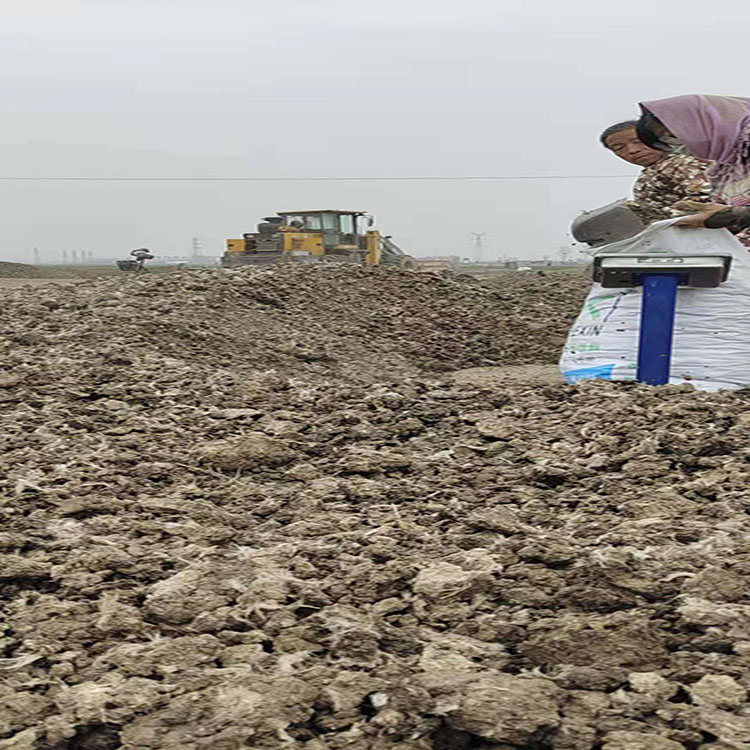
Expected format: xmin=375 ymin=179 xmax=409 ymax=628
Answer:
xmin=400 ymin=256 xmax=417 ymax=270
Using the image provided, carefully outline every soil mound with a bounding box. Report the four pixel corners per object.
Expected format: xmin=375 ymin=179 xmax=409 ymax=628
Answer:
xmin=0 ymin=265 xmax=588 ymax=383
xmin=4 ymin=265 xmax=746 ymax=749
xmin=0 ymin=262 xmax=62 ymax=279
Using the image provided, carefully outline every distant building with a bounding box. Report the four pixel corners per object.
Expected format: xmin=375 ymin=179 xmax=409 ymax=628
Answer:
xmin=157 ymin=255 xmax=219 ymax=266
xmin=414 ymin=255 xmax=460 ymax=271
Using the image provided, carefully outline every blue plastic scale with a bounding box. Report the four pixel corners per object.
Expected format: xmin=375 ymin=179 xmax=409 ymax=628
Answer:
xmin=593 ymin=254 xmax=732 ymax=385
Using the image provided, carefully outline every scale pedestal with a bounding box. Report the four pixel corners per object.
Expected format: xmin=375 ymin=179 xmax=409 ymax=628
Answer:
xmin=592 ymin=253 xmax=733 ymax=385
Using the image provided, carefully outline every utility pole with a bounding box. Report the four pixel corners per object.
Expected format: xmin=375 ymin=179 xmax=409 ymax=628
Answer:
xmin=32 ymin=247 xmax=40 ymax=265
xmin=470 ymin=232 xmax=487 ymax=263
xmin=62 ymin=250 xmax=68 ymax=264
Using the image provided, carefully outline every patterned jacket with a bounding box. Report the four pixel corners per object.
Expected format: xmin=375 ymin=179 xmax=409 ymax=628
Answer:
xmin=711 ymin=137 xmax=750 ymax=246
xmin=627 ymin=154 xmax=712 ymax=225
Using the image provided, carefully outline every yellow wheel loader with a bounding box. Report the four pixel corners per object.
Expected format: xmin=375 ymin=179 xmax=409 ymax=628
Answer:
xmin=222 ymin=210 xmax=416 ymax=269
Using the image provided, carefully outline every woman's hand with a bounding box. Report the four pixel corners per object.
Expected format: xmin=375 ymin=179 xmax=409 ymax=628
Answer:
xmin=674 ymin=212 xmax=716 ymax=228
xmin=672 ymin=200 xmax=728 ymax=228
xmin=673 ymin=200 xmax=727 ymax=214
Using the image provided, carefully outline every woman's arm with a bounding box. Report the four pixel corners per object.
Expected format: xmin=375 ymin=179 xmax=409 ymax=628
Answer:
xmin=674 ymin=204 xmax=750 ymax=231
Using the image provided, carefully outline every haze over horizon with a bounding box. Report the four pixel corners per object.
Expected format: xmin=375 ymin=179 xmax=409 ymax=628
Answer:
xmin=2 ymin=0 xmax=749 ymax=264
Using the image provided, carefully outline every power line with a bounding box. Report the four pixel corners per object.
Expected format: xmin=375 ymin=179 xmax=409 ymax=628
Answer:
xmin=0 ymin=174 xmax=634 ymax=182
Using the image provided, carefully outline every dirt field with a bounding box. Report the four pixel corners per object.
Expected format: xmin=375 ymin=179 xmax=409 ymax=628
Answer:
xmin=0 ymin=278 xmax=83 ymax=289
xmin=452 ymin=363 xmax=564 ymax=387
xmin=0 ymin=261 xmax=178 ymax=283
xmin=1 ymin=265 xmax=749 ymax=750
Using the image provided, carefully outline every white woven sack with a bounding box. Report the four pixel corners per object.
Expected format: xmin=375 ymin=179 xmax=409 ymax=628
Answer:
xmin=559 ymin=221 xmax=750 ymax=391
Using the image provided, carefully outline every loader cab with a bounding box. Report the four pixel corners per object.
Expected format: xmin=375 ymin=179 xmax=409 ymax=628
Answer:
xmin=277 ymin=210 xmax=372 ymax=253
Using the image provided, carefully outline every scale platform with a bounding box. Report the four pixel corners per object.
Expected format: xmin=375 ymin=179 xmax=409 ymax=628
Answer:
xmin=593 ymin=253 xmax=733 ymax=289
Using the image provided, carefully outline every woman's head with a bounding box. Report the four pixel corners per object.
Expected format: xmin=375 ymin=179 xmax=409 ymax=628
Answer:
xmin=601 ymin=120 xmax=665 ymax=167
xmin=637 ymin=95 xmax=750 ymax=163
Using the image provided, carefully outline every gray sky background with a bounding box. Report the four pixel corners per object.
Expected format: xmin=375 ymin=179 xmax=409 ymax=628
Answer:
xmin=2 ymin=0 xmax=750 ymax=263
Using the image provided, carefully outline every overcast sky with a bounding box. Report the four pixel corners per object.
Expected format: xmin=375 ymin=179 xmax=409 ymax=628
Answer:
xmin=2 ymin=0 xmax=750 ymax=263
